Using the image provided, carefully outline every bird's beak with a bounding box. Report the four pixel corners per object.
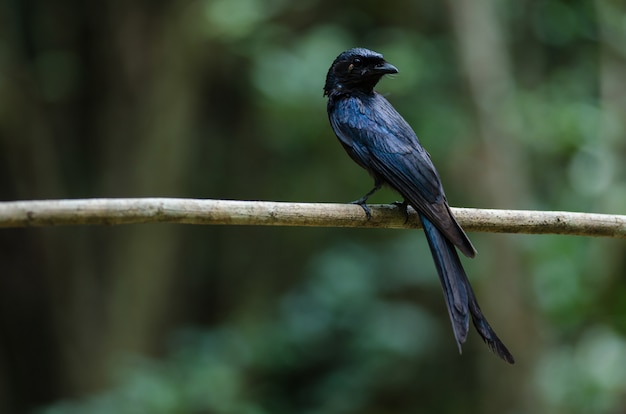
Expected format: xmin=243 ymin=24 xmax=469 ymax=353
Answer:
xmin=372 ymin=62 xmax=398 ymax=75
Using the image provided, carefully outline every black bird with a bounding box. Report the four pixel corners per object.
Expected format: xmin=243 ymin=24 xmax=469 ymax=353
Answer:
xmin=324 ymin=47 xmax=514 ymax=364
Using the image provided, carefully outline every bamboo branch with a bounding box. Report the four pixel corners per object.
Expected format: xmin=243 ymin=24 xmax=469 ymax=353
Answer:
xmin=0 ymin=198 xmax=624 ymax=238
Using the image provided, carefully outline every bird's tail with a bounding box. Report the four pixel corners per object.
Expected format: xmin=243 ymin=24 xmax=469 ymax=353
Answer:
xmin=420 ymin=214 xmax=515 ymax=364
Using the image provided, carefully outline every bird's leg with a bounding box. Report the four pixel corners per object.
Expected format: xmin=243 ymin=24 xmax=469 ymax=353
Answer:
xmin=350 ymin=182 xmax=382 ymax=220
xmin=392 ymin=199 xmax=410 ymax=224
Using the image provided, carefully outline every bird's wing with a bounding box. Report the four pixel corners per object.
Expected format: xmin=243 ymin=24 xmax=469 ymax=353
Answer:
xmin=331 ymin=94 xmax=476 ymax=257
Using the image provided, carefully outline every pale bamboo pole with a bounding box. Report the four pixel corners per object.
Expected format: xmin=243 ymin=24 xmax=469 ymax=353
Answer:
xmin=0 ymin=198 xmax=624 ymax=238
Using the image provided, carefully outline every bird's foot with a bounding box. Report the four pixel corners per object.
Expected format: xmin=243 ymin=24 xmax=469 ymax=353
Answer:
xmin=349 ymin=184 xmax=382 ymax=221
xmin=350 ymin=197 xmax=372 ymax=220
xmin=392 ymin=200 xmax=409 ymax=224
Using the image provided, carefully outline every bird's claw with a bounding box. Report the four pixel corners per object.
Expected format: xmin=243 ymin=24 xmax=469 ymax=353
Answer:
xmin=351 ymin=198 xmax=372 ymax=220
xmin=349 ymin=184 xmax=381 ymax=221
xmin=392 ymin=200 xmax=409 ymax=224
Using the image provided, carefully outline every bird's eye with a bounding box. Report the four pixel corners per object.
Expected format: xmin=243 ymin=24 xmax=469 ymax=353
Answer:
xmin=352 ymin=58 xmax=362 ymax=67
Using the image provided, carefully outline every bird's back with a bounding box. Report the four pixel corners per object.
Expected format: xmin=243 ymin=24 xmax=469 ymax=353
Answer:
xmin=328 ymin=92 xmax=476 ymax=258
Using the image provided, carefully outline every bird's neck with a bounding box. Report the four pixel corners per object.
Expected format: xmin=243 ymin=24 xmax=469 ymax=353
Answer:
xmin=325 ymin=85 xmax=377 ymax=102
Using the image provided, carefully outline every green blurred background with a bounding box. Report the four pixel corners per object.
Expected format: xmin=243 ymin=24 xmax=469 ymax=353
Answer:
xmin=1 ymin=0 xmax=626 ymax=413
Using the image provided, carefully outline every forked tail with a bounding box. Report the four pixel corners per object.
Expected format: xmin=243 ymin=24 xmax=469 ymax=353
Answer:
xmin=420 ymin=214 xmax=515 ymax=364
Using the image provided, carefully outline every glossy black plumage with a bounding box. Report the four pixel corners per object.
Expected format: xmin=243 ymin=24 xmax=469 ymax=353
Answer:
xmin=324 ymin=48 xmax=514 ymax=363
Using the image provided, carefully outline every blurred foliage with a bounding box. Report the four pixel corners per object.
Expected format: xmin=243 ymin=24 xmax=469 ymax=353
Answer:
xmin=0 ymin=0 xmax=625 ymax=413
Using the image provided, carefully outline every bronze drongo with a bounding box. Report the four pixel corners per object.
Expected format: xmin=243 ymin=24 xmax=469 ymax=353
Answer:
xmin=324 ymin=48 xmax=514 ymax=364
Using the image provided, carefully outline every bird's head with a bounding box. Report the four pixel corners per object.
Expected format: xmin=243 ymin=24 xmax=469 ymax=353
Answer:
xmin=323 ymin=48 xmax=398 ymax=97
